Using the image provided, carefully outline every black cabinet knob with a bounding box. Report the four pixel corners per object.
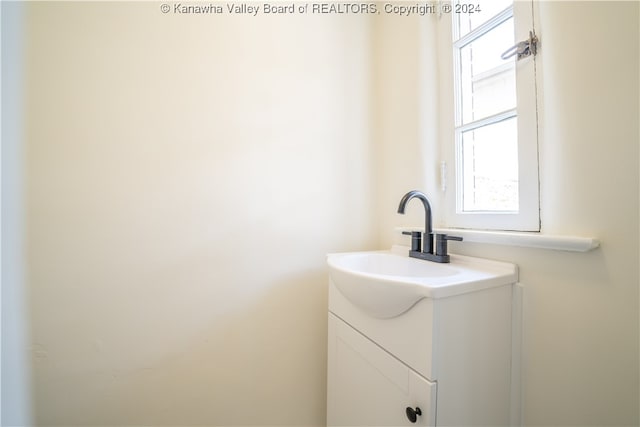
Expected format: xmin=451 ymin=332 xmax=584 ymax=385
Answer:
xmin=405 ymin=406 xmax=422 ymax=423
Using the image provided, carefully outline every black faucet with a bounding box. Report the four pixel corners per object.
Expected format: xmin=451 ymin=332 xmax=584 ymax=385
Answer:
xmin=397 ymin=190 xmax=434 ymax=254
xmin=397 ymin=190 xmax=462 ymax=263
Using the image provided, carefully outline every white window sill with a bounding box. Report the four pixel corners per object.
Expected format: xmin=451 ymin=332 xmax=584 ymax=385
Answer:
xmin=397 ymin=227 xmax=600 ymax=252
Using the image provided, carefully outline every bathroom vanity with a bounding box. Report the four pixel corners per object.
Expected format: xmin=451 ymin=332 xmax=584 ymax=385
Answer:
xmin=326 ymin=247 xmax=520 ymax=426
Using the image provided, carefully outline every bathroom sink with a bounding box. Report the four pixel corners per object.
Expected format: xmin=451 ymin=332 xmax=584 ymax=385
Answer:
xmin=327 ymin=246 xmax=518 ymax=318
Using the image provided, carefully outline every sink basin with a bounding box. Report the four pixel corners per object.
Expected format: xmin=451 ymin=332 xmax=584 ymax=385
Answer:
xmin=327 ymin=246 xmax=518 ymax=318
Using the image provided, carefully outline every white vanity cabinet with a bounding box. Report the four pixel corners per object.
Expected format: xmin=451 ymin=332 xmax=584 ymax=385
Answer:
xmin=326 ymin=252 xmax=520 ymax=426
xmin=327 ymin=313 xmax=437 ymax=426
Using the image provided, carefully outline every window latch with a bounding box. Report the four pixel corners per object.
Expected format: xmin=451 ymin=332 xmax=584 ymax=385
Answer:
xmin=501 ymin=30 xmax=539 ymax=61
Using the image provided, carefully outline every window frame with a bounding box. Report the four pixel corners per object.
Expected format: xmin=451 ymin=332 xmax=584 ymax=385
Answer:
xmin=441 ymin=0 xmax=541 ymax=232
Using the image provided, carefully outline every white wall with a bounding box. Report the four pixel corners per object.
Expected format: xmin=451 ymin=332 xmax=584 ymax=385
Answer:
xmin=379 ymin=1 xmax=639 ymax=425
xmin=372 ymin=13 xmax=442 ymax=238
xmin=521 ymin=3 xmax=639 ymax=423
xmin=25 ymin=3 xmax=375 ymax=425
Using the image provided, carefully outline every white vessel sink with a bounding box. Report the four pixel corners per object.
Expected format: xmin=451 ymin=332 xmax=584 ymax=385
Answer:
xmin=327 ymin=246 xmax=518 ymax=318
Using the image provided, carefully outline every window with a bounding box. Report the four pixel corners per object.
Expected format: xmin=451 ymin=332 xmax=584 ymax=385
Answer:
xmin=442 ymin=0 xmax=540 ymax=231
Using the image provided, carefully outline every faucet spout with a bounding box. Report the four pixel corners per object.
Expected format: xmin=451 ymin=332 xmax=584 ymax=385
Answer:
xmin=397 ymin=190 xmax=433 ymax=254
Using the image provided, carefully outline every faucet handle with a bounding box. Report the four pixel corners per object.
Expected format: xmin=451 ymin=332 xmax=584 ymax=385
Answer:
xmin=438 ymin=234 xmax=463 ymax=242
xmin=402 ymin=231 xmax=422 ymax=252
xmin=435 ymin=233 xmax=463 ymax=257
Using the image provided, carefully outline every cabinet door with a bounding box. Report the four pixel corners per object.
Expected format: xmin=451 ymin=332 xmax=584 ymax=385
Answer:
xmin=328 ymin=314 xmax=437 ymax=426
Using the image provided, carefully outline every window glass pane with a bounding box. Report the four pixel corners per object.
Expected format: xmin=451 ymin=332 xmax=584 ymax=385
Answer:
xmin=460 ymin=117 xmax=518 ymax=212
xmin=459 ymin=17 xmax=516 ymax=124
xmin=455 ymin=0 xmax=513 ymax=39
